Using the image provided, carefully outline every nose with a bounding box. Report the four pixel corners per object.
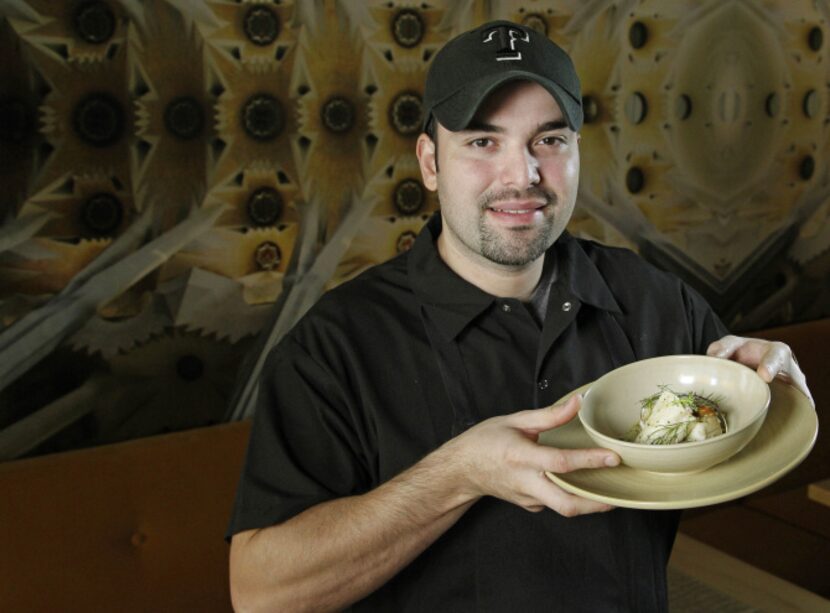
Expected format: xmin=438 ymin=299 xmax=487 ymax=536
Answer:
xmin=500 ymin=145 xmax=540 ymax=187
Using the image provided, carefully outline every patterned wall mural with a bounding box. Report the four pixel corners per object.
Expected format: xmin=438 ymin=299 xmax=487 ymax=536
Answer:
xmin=1 ymin=0 xmax=829 ymax=459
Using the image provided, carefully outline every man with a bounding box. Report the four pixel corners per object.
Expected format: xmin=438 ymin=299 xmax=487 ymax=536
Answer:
xmin=227 ymin=21 xmax=812 ymax=612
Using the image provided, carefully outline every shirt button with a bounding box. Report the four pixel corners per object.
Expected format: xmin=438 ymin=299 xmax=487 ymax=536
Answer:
xmin=562 ymin=301 xmax=572 ymax=312
xmin=502 ymin=303 xmax=512 ymax=312
xmin=538 ymin=379 xmax=549 ymax=390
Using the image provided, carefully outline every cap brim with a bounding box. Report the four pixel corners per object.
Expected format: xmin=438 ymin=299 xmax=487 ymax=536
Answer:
xmin=430 ymin=70 xmax=583 ymax=132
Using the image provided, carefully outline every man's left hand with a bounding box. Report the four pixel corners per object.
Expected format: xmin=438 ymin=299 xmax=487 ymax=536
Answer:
xmin=707 ymin=335 xmax=814 ymax=408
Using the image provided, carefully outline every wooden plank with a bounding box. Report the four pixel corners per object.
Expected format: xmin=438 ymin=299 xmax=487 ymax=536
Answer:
xmin=744 ymin=485 xmax=830 ymax=540
xmin=680 ymin=505 xmax=830 ymax=598
xmin=808 ymin=478 xmax=830 ymax=508
xmin=0 ymin=421 xmax=251 ymax=612
xmin=670 ymin=533 xmax=830 ymax=613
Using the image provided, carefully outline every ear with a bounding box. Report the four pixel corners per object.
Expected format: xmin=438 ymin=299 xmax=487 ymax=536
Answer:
xmin=416 ymin=133 xmax=438 ymax=191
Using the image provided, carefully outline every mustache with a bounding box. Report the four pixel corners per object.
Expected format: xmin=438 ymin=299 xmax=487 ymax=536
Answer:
xmin=479 ymin=187 xmax=556 ymax=210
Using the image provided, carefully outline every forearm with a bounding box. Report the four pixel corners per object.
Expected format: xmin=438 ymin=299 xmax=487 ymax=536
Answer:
xmin=229 ymin=444 xmax=476 ymax=612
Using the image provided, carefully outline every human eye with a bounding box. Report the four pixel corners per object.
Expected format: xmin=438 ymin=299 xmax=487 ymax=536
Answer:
xmin=537 ymin=134 xmax=567 ymax=147
xmin=468 ymin=136 xmax=494 ymax=148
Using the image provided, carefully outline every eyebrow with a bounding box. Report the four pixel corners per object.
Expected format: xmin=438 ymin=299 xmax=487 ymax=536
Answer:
xmin=538 ymin=119 xmax=569 ymax=132
xmin=461 ymin=118 xmax=570 ymax=134
xmin=462 ymin=120 xmax=502 ymax=133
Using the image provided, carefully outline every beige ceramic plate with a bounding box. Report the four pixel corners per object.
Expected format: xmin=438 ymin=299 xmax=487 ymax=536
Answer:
xmin=539 ymin=379 xmax=817 ymax=510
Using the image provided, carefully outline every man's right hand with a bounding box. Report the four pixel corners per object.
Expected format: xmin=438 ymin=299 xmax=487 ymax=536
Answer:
xmin=439 ymin=393 xmax=619 ymax=516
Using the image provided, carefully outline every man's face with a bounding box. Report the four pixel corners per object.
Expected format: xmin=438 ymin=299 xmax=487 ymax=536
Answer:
xmin=417 ymin=80 xmax=580 ymax=273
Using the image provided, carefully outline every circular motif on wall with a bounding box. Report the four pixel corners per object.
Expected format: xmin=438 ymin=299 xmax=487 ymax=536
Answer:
xmin=164 ymin=96 xmax=204 ymax=140
xmin=396 ymin=230 xmax=418 ymax=253
xmin=73 ymin=1 xmax=116 ymax=45
xmin=582 ymin=95 xmax=600 ymax=124
xmin=521 ymin=14 xmax=548 ymax=36
xmin=392 ymin=10 xmax=424 ymax=48
xmin=626 ymin=167 xmax=645 ymax=194
xmin=389 ymin=92 xmax=423 ymax=136
xmin=246 ymin=187 xmax=284 ymax=227
xmin=675 ymin=94 xmax=693 ymax=120
xmin=629 ymin=21 xmax=649 ymax=49
xmin=254 ymin=241 xmax=282 ymax=270
xmin=241 ymin=94 xmax=284 ymax=141
xmin=808 ymin=26 xmax=823 ymax=51
xmin=176 ymin=354 xmax=205 ymax=381
xmin=799 ymin=155 xmax=815 ymax=181
xmin=81 ymin=192 xmax=123 ymax=235
xmin=73 ymin=93 xmax=125 ymax=147
xmin=244 ymin=5 xmax=280 ymax=46
xmin=321 ymin=96 xmax=356 ymax=133
xmin=624 ymin=92 xmax=648 ymax=124
xmin=393 ymin=179 xmax=424 ymax=215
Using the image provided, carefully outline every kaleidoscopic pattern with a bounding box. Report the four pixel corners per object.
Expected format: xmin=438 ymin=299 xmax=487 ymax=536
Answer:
xmin=0 ymin=0 xmax=828 ymax=456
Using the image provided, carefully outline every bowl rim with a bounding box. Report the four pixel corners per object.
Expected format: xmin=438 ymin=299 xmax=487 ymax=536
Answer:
xmin=578 ymin=355 xmax=772 ymax=450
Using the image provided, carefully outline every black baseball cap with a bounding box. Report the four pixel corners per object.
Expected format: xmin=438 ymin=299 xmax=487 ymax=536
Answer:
xmin=423 ymin=20 xmax=583 ymax=132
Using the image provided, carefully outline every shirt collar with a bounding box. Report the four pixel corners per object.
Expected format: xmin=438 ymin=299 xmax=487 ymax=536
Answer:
xmin=556 ymin=231 xmax=622 ymax=316
xmin=408 ymin=214 xmax=495 ymax=339
xmin=408 ymin=213 xmax=621 ymax=340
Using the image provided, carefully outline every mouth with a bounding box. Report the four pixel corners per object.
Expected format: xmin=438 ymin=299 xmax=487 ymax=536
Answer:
xmin=486 ymin=200 xmax=548 ymax=225
xmin=489 ymin=206 xmax=544 ymax=214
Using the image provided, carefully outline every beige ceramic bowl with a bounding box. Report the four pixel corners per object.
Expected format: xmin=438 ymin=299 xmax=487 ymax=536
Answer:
xmin=579 ymin=355 xmax=771 ymax=474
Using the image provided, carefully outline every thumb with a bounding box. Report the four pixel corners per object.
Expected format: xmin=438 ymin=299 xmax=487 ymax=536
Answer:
xmin=514 ymin=393 xmax=582 ymax=435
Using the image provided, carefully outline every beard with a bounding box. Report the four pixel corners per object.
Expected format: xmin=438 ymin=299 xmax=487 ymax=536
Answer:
xmin=475 ymin=186 xmax=558 ymax=266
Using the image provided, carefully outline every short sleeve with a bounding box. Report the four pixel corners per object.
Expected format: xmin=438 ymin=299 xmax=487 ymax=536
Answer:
xmin=226 ymin=335 xmax=371 ymax=538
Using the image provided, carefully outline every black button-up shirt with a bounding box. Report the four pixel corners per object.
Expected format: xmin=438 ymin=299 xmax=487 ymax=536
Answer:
xmin=229 ymin=214 xmax=727 ymax=612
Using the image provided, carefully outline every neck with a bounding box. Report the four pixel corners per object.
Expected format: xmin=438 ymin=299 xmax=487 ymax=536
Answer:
xmin=437 ymin=233 xmax=545 ymax=301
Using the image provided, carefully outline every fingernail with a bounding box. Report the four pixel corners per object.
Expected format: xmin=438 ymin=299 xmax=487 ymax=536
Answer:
xmin=605 ymin=455 xmax=619 ymax=467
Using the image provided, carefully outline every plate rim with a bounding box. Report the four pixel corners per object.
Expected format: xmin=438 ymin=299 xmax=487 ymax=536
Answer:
xmin=541 ymin=379 xmax=818 ymax=510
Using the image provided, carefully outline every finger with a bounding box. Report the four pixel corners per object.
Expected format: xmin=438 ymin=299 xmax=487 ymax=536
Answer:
xmin=757 ymin=342 xmax=788 ymax=382
xmin=536 ymin=446 xmax=620 ymax=473
xmin=712 ymin=337 xmax=815 ymax=408
xmin=790 ymin=371 xmax=815 ymax=407
xmin=509 ymin=394 xmax=581 ymax=434
xmin=537 ymin=473 xmax=615 ymax=516
xmin=758 ymin=344 xmax=815 ymax=407
xmin=707 ymin=334 xmax=745 ymax=359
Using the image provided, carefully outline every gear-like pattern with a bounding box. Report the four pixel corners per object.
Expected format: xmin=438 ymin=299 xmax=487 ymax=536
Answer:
xmin=569 ymin=0 xmax=830 ymax=319
xmin=1 ymin=0 xmax=829 ymax=455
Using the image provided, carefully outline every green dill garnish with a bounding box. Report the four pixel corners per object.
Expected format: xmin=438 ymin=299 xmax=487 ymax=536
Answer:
xmin=627 ymin=385 xmax=726 ymax=445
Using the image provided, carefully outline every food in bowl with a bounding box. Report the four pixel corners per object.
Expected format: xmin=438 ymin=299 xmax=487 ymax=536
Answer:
xmin=577 ymin=355 xmax=771 ymax=473
xmin=629 ymin=387 xmax=726 ymax=445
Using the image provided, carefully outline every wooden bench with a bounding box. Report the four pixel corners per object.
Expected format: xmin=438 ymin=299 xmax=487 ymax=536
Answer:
xmin=0 ymin=421 xmax=250 ymax=612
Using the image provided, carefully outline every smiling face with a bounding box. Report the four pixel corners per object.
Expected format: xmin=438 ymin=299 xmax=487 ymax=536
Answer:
xmin=417 ymin=80 xmax=581 ymax=281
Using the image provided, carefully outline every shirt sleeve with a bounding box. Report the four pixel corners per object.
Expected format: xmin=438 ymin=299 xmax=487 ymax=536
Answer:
xmin=226 ymin=335 xmax=371 ymax=538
